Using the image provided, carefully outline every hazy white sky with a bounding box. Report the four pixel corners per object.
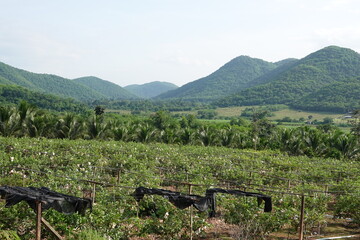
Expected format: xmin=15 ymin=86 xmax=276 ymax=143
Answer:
xmin=1 ymin=0 xmax=360 ymax=87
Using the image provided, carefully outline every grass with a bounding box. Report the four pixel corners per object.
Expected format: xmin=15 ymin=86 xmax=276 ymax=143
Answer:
xmin=268 ymin=109 xmax=345 ymax=121
xmin=215 ymin=106 xmax=346 ymax=121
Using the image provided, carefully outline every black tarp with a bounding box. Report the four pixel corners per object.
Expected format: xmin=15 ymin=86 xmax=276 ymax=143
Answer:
xmin=205 ymin=188 xmax=272 ymax=217
xmin=0 ymin=186 xmax=92 ymax=215
xmin=133 ymin=186 xmax=211 ymax=212
xmin=133 ymin=187 xmax=272 ymax=217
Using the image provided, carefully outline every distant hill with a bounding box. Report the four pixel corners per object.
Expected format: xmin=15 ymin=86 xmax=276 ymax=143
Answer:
xmin=73 ymin=76 xmax=137 ymax=99
xmin=290 ymin=77 xmax=360 ymax=113
xmin=0 ymin=84 xmax=88 ymax=112
xmin=155 ymin=56 xmax=278 ymax=101
xmin=216 ymin=46 xmax=360 ymax=111
xmin=0 ymin=61 xmax=107 ymax=101
xmin=124 ymin=81 xmax=178 ymax=98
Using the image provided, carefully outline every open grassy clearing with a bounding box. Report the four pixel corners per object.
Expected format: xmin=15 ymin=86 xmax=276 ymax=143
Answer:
xmin=215 ymin=106 xmax=347 ymax=121
xmin=268 ymin=109 xmax=345 ymax=121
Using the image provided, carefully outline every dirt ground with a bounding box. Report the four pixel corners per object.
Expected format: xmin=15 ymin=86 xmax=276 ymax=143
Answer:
xmin=130 ymin=217 xmax=360 ymax=240
xmin=199 ymin=217 xmax=360 ymax=240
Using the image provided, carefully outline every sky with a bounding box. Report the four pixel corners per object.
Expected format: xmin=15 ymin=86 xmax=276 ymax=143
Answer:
xmin=1 ymin=0 xmax=360 ymax=87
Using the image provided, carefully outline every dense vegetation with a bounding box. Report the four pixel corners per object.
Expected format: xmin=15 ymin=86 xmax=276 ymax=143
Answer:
xmin=1 ymin=136 xmax=360 ymax=239
xmin=0 ymin=85 xmax=89 ymax=113
xmin=73 ymin=76 xmax=137 ymax=99
xmin=156 ymin=56 xmax=277 ymax=101
xmin=216 ymin=46 xmax=360 ymax=112
xmin=124 ymin=81 xmax=178 ymax=98
xmin=91 ymin=99 xmax=211 ymax=112
xmin=291 ymin=77 xmax=360 ymax=112
xmin=0 ymin=62 xmax=134 ymax=102
xmin=1 ymin=102 xmax=359 ymax=160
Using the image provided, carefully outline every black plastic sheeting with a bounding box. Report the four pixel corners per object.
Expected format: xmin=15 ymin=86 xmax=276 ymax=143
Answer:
xmin=133 ymin=187 xmax=272 ymax=217
xmin=133 ymin=187 xmax=210 ymax=212
xmin=205 ymin=188 xmax=272 ymax=217
xmin=0 ymin=186 xmax=92 ymax=215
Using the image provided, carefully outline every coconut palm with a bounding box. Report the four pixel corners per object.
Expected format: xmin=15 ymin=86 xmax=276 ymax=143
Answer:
xmin=0 ymin=106 xmax=20 ymax=137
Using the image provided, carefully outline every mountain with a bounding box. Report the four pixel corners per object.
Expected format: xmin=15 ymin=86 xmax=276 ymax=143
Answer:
xmin=155 ymin=56 xmax=278 ymax=101
xmin=290 ymin=77 xmax=360 ymax=113
xmin=73 ymin=76 xmax=137 ymax=99
xmin=124 ymin=81 xmax=178 ymax=98
xmin=0 ymin=61 xmax=107 ymax=101
xmin=216 ymin=46 xmax=360 ymax=109
xmin=0 ymin=84 xmax=88 ymax=112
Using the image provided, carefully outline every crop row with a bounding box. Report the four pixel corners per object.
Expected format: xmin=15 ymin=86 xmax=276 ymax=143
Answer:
xmin=1 ymin=137 xmax=360 ymax=239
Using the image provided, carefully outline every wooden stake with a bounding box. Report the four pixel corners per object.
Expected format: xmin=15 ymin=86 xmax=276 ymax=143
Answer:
xmin=248 ymin=172 xmax=252 ymax=186
xmin=189 ymin=184 xmax=193 ymax=240
xmin=92 ymin=183 xmax=96 ymax=205
xmin=41 ymin=218 xmax=65 ymax=240
xmin=36 ymin=201 xmax=42 ymax=240
xmin=299 ymin=195 xmax=305 ymax=240
xmin=324 ymin=185 xmax=328 ymax=195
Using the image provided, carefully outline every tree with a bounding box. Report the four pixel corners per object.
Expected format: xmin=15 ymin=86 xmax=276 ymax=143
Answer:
xmin=94 ymin=106 xmax=105 ymax=116
xmin=349 ymin=109 xmax=360 ymax=139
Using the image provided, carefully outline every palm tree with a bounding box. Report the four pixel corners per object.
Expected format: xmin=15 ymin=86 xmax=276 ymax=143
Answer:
xmin=85 ymin=115 xmax=109 ymax=140
xmin=0 ymin=106 xmax=20 ymax=137
xmin=179 ymin=127 xmax=196 ymax=145
xmin=196 ymin=126 xmax=220 ymax=147
xmin=55 ymin=113 xmax=84 ymax=139
xmin=111 ymin=120 xmax=130 ymax=141
xmin=23 ymin=111 xmax=56 ymax=138
xmin=133 ymin=122 xmax=157 ymax=143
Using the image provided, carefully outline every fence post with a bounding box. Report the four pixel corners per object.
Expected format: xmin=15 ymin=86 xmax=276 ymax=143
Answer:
xmin=117 ymin=169 xmax=120 ymax=184
xmin=189 ymin=184 xmax=193 ymax=240
xmin=324 ymin=185 xmax=328 ymax=195
xmin=299 ymin=194 xmax=305 ymax=240
xmin=92 ymin=183 xmax=96 ymax=205
xmin=36 ymin=201 xmax=42 ymax=240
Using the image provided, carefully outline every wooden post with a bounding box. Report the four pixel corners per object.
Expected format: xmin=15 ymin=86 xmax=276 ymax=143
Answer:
xmin=248 ymin=172 xmax=252 ymax=186
xmin=299 ymin=195 xmax=305 ymax=240
xmin=117 ymin=169 xmax=120 ymax=184
xmin=287 ymin=179 xmax=291 ymax=189
xmin=36 ymin=201 xmax=42 ymax=240
xmin=92 ymin=183 xmax=96 ymax=205
xmin=189 ymin=184 xmax=193 ymax=240
xmin=41 ymin=218 xmax=65 ymax=240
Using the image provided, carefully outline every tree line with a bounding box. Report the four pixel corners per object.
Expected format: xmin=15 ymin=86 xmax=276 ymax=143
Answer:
xmin=1 ymin=101 xmax=359 ymax=160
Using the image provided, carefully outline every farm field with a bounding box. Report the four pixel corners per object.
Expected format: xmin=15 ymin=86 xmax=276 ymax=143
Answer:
xmin=1 ymin=137 xmax=360 ymax=239
xmin=216 ymin=106 xmax=346 ymax=122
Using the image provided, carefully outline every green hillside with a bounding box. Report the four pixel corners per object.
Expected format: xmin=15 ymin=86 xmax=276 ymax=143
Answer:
xmin=0 ymin=62 xmax=107 ymax=101
xmin=156 ymin=56 xmax=277 ymax=101
xmin=73 ymin=76 xmax=137 ymax=99
xmin=216 ymin=46 xmax=360 ymax=109
xmin=0 ymin=84 xmax=88 ymax=112
xmin=291 ymin=77 xmax=360 ymax=113
xmin=242 ymin=58 xmax=298 ymax=89
xmin=124 ymin=81 xmax=178 ymax=98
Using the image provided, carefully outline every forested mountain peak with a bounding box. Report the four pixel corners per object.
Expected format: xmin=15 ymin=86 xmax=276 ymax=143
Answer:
xmin=73 ymin=76 xmax=137 ymax=99
xmin=215 ymin=45 xmax=360 ymax=112
xmin=0 ymin=61 xmax=138 ymax=102
xmin=156 ymin=55 xmax=277 ymax=101
xmin=0 ymin=61 xmax=107 ymax=101
xmin=124 ymin=81 xmax=178 ymax=99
